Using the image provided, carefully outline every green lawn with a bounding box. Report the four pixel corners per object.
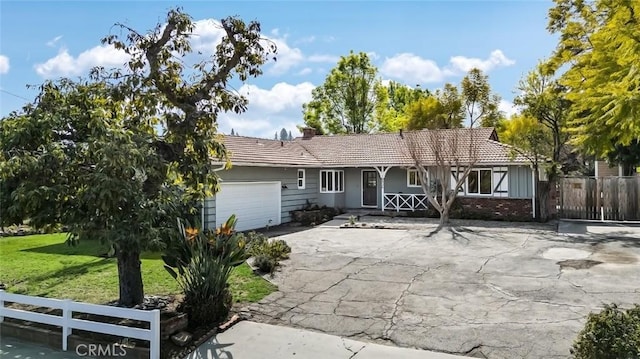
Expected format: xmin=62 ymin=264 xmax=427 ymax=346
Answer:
xmin=0 ymin=233 xmax=276 ymax=304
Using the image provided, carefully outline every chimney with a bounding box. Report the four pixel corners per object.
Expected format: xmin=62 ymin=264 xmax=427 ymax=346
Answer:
xmin=302 ymin=127 xmax=316 ymax=140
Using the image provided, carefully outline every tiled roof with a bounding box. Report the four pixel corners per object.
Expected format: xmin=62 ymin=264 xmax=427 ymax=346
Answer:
xmin=220 ymin=128 xmax=532 ymax=167
xmin=221 ymin=136 xmax=321 ymax=166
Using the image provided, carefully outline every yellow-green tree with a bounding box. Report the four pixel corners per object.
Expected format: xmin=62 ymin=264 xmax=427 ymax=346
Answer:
xmin=373 ymin=81 xmax=429 ymax=132
xmin=514 ymin=65 xmax=570 ymax=166
xmin=546 ymin=0 xmax=640 ymax=156
xmin=500 ymin=114 xmax=553 ymax=219
xmin=405 ymin=83 xmax=464 ymax=130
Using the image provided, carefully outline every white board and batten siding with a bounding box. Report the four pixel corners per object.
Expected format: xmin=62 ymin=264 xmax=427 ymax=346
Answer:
xmin=215 ymin=182 xmax=281 ymax=232
xmin=492 ymin=167 xmax=509 ymax=197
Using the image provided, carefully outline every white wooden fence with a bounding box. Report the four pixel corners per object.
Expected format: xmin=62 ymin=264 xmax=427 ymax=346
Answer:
xmin=0 ymin=290 xmax=160 ymax=358
xmin=383 ymin=193 xmax=429 ymax=212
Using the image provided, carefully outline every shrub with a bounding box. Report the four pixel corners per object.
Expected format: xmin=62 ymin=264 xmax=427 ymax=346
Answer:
xmin=571 ymin=303 xmax=640 ymax=359
xmin=291 ymin=205 xmax=339 ymax=226
xmin=240 ymin=231 xmax=291 ymax=273
xmin=253 ymin=255 xmax=276 ymax=274
xmin=162 ymin=215 xmax=248 ymax=328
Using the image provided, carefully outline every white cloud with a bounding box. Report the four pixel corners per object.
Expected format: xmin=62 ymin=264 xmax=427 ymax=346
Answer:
xmin=35 ymin=45 xmax=129 ymax=78
xmin=0 ymin=55 xmax=9 ymax=74
xmin=499 ymin=99 xmax=520 ymax=118
xmin=367 ymin=51 xmax=380 ymax=61
xmin=297 ymin=68 xmax=312 ymax=76
xmin=46 ymin=35 xmax=63 ymax=47
xmin=239 ymin=82 xmax=314 ymax=113
xmin=269 ymin=37 xmax=305 ymax=75
xmin=219 ymin=81 xmax=315 ymax=138
xmin=448 ymin=50 xmax=515 ymax=74
xmin=381 ymin=53 xmax=444 ymax=83
xmin=191 ymin=19 xmax=225 ymax=53
xmin=380 ymin=50 xmax=515 ymax=84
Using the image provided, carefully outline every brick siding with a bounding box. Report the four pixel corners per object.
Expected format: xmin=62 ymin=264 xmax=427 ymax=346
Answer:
xmin=455 ymin=197 xmax=533 ymax=221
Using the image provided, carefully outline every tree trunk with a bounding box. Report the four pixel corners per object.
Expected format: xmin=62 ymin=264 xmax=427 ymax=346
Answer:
xmin=440 ymin=207 xmax=450 ymax=225
xmin=116 ymin=247 xmax=144 ymax=307
xmin=538 ymin=181 xmax=550 ymax=222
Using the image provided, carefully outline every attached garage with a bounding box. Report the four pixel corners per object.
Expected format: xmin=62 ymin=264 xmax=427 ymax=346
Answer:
xmin=214 ymin=181 xmax=282 ymax=232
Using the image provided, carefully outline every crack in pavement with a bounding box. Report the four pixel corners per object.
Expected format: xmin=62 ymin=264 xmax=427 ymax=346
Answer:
xmin=382 ymin=267 xmax=429 ymax=339
xmin=247 ymin=225 xmax=640 ymax=359
xmin=341 ymin=337 xmax=366 ymax=359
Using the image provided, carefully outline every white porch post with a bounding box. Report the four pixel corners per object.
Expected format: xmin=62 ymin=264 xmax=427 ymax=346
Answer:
xmin=374 ymin=166 xmax=392 ymax=212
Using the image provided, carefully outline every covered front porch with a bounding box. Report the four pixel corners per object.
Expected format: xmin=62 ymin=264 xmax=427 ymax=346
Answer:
xmin=371 ymin=165 xmax=430 ymax=212
xmin=316 ymin=165 xmax=429 ymax=212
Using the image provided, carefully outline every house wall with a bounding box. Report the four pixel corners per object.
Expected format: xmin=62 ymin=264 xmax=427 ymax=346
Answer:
xmin=317 ymin=192 xmax=345 ymax=208
xmin=339 ymin=165 xmax=533 ymax=210
xmin=456 ymin=197 xmax=533 ymax=221
xmin=203 ymin=166 xmax=319 ymax=229
xmin=344 ymin=168 xmax=364 ymax=208
xmin=343 ymin=167 xmax=424 ymax=209
xmin=508 ymin=165 xmax=533 ymax=198
xmin=595 ymin=160 xmax=621 ymax=177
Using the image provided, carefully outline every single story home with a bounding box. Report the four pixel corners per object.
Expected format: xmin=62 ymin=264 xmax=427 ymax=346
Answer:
xmin=203 ymin=127 xmax=536 ymax=231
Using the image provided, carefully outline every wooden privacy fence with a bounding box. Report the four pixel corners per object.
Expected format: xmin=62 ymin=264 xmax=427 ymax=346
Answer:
xmin=559 ymin=176 xmax=640 ymax=221
xmin=0 ymin=290 xmax=160 ymax=358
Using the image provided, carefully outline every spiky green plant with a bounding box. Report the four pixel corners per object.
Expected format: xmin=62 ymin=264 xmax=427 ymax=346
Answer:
xmin=162 ymin=215 xmax=248 ymax=327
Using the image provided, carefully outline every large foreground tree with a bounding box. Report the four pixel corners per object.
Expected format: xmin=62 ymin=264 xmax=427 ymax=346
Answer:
xmin=0 ymin=8 xmax=275 ymax=306
xmin=546 ymin=0 xmax=640 ymax=156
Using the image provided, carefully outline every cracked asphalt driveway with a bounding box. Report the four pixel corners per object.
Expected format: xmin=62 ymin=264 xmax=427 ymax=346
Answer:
xmin=244 ymin=219 xmax=640 ymax=358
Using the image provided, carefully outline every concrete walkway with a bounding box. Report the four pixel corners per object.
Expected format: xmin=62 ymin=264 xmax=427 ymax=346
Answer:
xmin=185 ymin=321 xmax=466 ymax=359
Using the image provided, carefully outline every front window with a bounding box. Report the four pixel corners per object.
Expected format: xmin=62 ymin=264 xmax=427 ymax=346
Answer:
xmin=467 ymin=169 xmax=492 ymax=195
xmin=407 ymin=169 xmax=422 ymax=187
xmin=320 ymin=170 xmax=344 ymax=193
xmin=297 ymin=169 xmax=306 ymax=189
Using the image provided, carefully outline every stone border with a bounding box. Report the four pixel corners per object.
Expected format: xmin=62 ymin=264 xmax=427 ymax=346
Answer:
xmin=0 ymin=321 xmax=149 ymax=359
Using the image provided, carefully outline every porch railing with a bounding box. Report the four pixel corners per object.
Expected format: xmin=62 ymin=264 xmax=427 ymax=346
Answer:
xmin=383 ymin=193 xmax=429 ymax=212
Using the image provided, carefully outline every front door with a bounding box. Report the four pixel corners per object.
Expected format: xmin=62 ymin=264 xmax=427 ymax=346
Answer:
xmin=362 ymin=170 xmax=378 ymax=207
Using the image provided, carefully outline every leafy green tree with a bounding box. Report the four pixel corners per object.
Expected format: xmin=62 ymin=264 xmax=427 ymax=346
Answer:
xmin=499 ymin=114 xmax=553 ymax=219
xmin=0 ymin=8 xmax=275 ymax=306
xmin=374 ymin=81 xmax=429 ymax=132
xmin=461 ymin=68 xmax=503 ymax=127
xmin=606 ymin=139 xmax=640 ymax=176
xmin=302 ymin=51 xmax=378 ymax=134
xmin=546 ymin=0 xmax=640 ymax=156
xmin=515 ymin=65 xmax=570 ymax=168
xmin=406 ymin=83 xmax=464 ymax=130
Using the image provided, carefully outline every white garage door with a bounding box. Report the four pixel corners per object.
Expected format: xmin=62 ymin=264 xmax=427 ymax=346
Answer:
xmin=215 ymin=182 xmax=281 ymax=232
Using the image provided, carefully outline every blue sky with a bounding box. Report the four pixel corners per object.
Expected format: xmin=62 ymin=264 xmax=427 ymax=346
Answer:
xmin=0 ymin=1 xmax=557 ymax=138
